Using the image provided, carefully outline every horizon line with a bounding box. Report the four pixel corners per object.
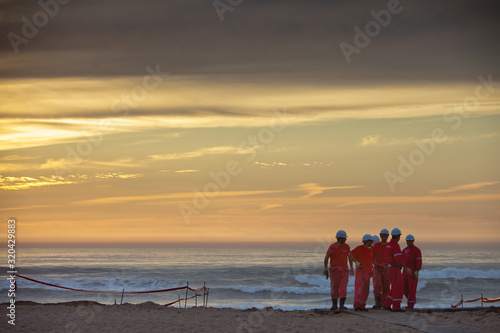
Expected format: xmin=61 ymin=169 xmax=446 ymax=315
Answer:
xmin=17 ymin=241 xmax=500 ymax=249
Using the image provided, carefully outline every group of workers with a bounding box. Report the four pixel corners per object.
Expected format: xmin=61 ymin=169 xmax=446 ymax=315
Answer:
xmin=323 ymin=228 xmax=422 ymax=312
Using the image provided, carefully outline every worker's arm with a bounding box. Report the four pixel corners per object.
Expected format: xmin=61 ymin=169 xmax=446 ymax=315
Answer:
xmin=395 ymin=251 xmax=412 ymax=275
xmin=415 ymin=248 xmax=423 ymax=270
xmin=414 ymin=248 xmax=422 ymax=278
xmin=323 ymin=253 xmax=330 ymax=278
xmin=348 ymin=253 xmax=360 ymax=268
xmin=348 ymin=254 xmax=355 ymax=275
xmin=402 ymin=264 xmax=412 ymax=275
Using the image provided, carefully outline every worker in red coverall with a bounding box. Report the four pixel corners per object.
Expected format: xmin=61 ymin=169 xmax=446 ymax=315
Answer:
xmin=402 ymin=234 xmax=422 ymax=309
xmin=382 ymin=228 xmax=412 ymax=312
xmin=323 ymin=230 xmax=354 ymax=310
xmin=348 ymin=234 xmax=374 ymax=311
xmin=371 ymin=228 xmax=390 ymax=309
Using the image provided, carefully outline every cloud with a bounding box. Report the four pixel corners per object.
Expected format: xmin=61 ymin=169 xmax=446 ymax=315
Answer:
xmin=174 ymin=170 xmax=200 ymax=174
xmin=149 ymin=146 xmax=255 ymax=161
xmin=73 ymin=190 xmax=283 ymax=206
xmin=260 ymin=204 xmax=283 ymax=211
xmin=73 ymin=183 xmax=362 ymax=206
xmin=431 ymin=181 xmax=500 ymax=194
xmin=39 ymin=157 xmax=140 ymax=172
xmin=359 ymin=135 xmax=381 ymax=146
xmin=0 ymin=156 xmax=140 ymax=173
xmin=158 ymin=169 xmax=202 ymax=173
xmin=298 ymin=183 xmax=363 ymax=198
xmin=0 ymin=120 xmax=90 ymax=151
xmin=95 ymin=173 xmax=143 ymax=179
xmin=336 ymin=193 xmax=500 ymax=208
xmin=1 ymin=0 xmax=498 ymax=82
xmin=0 ymin=172 xmax=144 ymax=190
xmin=301 ymin=162 xmax=335 ymax=167
xmin=0 ymin=175 xmax=76 ymax=190
xmin=0 ymin=163 xmax=29 ymax=173
xmin=358 ymin=135 xmax=416 ymax=147
xmin=0 ymin=155 xmax=38 ymax=161
xmin=1 ymin=78 xmax=499 ymax=153
xmin=0 ymin=204 xmax=55 ymax=211
xmin=359 ymin=131 xmax=500 ymax=148
xmin=253 ymin=161 xmax=288 ymax=169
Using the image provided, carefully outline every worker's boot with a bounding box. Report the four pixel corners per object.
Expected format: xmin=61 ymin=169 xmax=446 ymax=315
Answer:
xmin=330 ymin=298 xmax=338 ymax=310
xmin=373 ymin=296 xmax=382 ymax=309
xmin=339 ymin=298 xmax=347 ymax=310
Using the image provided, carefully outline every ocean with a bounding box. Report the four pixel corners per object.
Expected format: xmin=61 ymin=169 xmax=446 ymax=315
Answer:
xmin=2 ymin=245 xmax=500 ymax=310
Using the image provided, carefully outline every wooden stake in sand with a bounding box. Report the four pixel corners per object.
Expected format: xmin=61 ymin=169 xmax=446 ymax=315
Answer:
xmin=120 ymin=289 xmax=125 ymax=305
xmin=206 ymin=288 xmax=209 ymax=307
xmin=203 ymin=282 xmax=206 ymax=307
xmin=185 ymin=281 xmax=189 ymax=308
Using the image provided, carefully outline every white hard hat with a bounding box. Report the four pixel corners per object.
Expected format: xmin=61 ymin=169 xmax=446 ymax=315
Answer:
xmin=336 ymin=230 xmax=348 ymax=238
xmin=391 ymin=228 xmax=402 ymax=236
xmin=380 ymin=228 xmax=390 ymax=235
xmin=372 ymin=235 xmax=380 ymax=243
xmin=406 ymin=234 xmax=415 ymax=241
xmin=362 ymin=234 xmax=373 ymax=242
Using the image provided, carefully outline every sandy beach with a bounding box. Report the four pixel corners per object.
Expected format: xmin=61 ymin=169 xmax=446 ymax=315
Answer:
xmin=1 ymin=301 xmax=498 ymax=333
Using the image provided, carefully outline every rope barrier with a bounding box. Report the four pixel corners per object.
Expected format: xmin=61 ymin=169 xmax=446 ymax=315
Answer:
xmin=164 ymin=292 xmax=209 ymax=307
xmin=15 ymin=274 xmax=209 ymax=307
xmin=451 ymin=295 xmax=500 ymax=308
xmin=16 ymin=274 xmax=197 ymax=294
xmin=484 ymin=297 xmax=500 ymax=303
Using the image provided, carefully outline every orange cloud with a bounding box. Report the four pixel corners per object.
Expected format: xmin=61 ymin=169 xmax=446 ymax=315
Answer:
xmin=431 ymin=181 xmax=500 ymax=194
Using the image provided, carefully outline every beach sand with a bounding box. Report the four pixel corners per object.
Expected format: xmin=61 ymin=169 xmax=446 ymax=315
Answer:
xmin=1 ymin=302 xmax=498 ymax=332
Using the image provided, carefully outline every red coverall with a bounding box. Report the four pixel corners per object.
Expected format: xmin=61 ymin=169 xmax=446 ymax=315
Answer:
xmin=326 ymin=242 xmax=350 ymax=299
xmin=403 ymin=245 xmax=422 ymax=308
xmin=371 ymin=242 xmax=389 ymax=303
xmin=350 ymin=245 xmax=372 ymax=309
xmin=382 ymin=239 xmax=404 ymax=310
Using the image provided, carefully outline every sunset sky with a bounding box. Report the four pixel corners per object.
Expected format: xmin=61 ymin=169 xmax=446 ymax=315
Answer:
xmin=1 ymin=0 xmax=499 ymax=246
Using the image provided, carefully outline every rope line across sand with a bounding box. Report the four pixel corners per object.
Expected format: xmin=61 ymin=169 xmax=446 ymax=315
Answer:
xmin=15 ymin=274 xmax=208 ymax=307
xmin=452 ymin=296 xmax=500 ymax=308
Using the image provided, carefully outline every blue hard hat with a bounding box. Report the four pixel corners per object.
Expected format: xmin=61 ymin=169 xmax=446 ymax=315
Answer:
xmin=362 ymin=234 xmax=373 ymax=242
xmin=406 ymin=234 xmax=415 ymax=241
xmin=380 ymin=228 xmax=390 ymax=235
xmin=336 ymin=230 xmax=348 ymax=238
xmin=391 ymin=228 xmax=402 ymax=236
xmin=372 ymin=235 xmax=380 ymax=243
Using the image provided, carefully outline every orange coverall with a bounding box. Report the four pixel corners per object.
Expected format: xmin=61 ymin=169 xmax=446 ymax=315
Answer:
xmin=382 ymin=239 xmax=404 ymax=310
xmin=403 ymin=245 xmax=422 ymax=308
xmin=326 ymin=242 xmax=350 ymax=299
xmin=371 ymin=242 xmax=389 ymax=303
xmin=350 ymin=245 xmax=373 ymax=309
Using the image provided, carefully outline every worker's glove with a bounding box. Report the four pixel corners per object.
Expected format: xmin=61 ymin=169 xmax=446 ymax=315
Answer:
xmin=323 ymin=268 xmax=329 ymax=279
xmin=349 ymin=268 xmax=354 ymax=276
xmin=405 ymin=267 xmax=412 ymax=275
xmin=355 ymin=262 xmax=363 ymax=268
xmin=413 ymin=270 xmax=419 ymax=279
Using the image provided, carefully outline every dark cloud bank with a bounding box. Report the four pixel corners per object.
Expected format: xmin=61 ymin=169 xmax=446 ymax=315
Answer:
xmin=1 ymin=0 xmax=499 ymax=83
